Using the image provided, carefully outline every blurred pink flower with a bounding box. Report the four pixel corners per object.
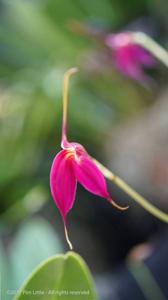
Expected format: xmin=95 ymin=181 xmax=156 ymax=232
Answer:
xmin=105 ymin=32 xmax=154 ymax=81
xmin=50 ymin=68 xmax=128 ymax=249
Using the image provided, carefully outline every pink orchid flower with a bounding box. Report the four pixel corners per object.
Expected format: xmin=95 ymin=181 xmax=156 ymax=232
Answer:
xmin=105 ymin=32 xmax=154 ymax=81
xmin=50 ymin=68 xmax=128 ymax=249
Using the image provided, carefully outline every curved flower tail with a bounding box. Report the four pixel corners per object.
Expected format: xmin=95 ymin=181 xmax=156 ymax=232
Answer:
xmin=107 ymin=196 xmax=129 ymax=211
xmin=61 ymin=67 xmax=78 ymax=149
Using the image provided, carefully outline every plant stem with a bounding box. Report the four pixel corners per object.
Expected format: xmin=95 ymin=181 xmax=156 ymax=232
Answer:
xmin=132 ymin=32 xmax=168 ymax=68
xmin=92 ymin=158 xmax=168 ymax=223
xmin=127 ymin=262 xmax=166 ymax=300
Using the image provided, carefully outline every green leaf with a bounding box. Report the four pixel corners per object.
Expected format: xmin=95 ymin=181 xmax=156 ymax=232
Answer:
xmin=14 ymin=252 xmax=97 ymax=300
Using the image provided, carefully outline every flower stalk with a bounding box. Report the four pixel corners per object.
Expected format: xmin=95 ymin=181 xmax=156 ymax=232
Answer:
xmin=92 ymin=158 xmax=168 ymax=223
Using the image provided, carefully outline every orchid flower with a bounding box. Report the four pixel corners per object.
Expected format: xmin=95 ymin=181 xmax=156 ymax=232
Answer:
xmin=105 ymin=32 xmax=154 ymax=81
xmin=50 ymin=68 xmax=128 ymax=249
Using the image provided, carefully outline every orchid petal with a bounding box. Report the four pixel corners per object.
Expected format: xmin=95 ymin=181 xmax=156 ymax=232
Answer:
xmin=114 ymin=46 xmax=144 ymax=80
xmin=73 ymin=154 xmax=109 ymax=198
xmin=50 ymin=150 xmax=77 ymax=222
xmin=73 ymin=153 xmax=129 ymax=211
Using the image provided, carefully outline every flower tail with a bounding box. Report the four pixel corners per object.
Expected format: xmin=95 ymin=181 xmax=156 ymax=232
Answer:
xmin=63 ymin=218 xmax=73 ymax=250
xmin=107 ymin=196 xmax=129 ymax=211
xmin=61 ymin=67 xmax=78 ymax=148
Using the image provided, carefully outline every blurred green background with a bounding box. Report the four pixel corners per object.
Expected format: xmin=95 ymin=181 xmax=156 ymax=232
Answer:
xmin=0 ymin=0 xmax=168 ymax=299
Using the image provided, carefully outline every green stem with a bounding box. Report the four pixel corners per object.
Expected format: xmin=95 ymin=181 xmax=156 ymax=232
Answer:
xmin=92 ymin=158 xmax=168 ymax=223
xmin=127 ymin=262 xmax=166 ymax=300
xmin=132 ymin=32 xmax=168 ymax=68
